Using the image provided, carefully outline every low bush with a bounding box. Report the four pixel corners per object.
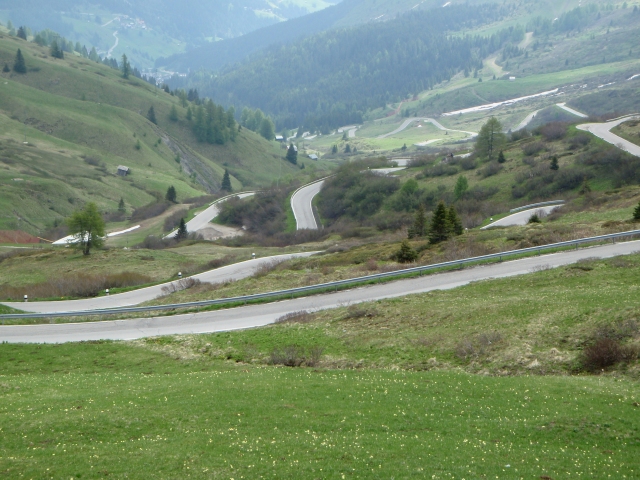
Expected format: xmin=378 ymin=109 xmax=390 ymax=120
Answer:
xmin=581 ymin=338 xmax=638 ymax=372
xmin=131 ymin=201 xmax=171 ymax=222
xmin=455 ymin=331 xmax=503 ymax=360
xmin=479 ymin=161 xmax=503 ymax=179
xmin=539 ymin=122 xmax=568 ymax=141
xmin=423 ymin=163 xmax=458 ymax=177
xmin=522 ymin=140 xmax=545 ymax=156
xmin=159 ymin=277 xmax=201 ymax=296
xmin=269 ymin=345 xmax=324 ymax=367
xmin=274 ymin=311 xmax=315 ymax=324
xmin=0 ymin=271 xmax=152 ymax=300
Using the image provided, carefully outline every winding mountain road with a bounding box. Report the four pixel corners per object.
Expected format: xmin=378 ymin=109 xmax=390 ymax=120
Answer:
xmin=377 ymin=118 xmax=477 ymax=139
xmin=165 ymin=192 xmax=255 ymax=238
xmin=2 ymin=241 xmax=638 ymax=343
xmin=291 ymin=179 xmax=326 ymax=230
xmin=1 ymin=252 xmax=318 ymax=314
xmin=577 ymin=115 xmax=640 ymax=157
xmin=481 ymin=205 xmax=563 ymax=229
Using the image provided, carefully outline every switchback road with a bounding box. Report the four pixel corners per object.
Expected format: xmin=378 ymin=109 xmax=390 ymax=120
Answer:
xmin=1 ymin=252 xmax=318 ymax=314
xmin=291 ymin=179 xmax=326 ymax=230
xmin=577 ymin=115 xmax=640 ymax=157
xmin=2 ymin=240 xmax=638 ymax=343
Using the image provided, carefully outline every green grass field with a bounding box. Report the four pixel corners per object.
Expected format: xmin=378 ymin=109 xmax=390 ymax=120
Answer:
xmin=1 ymin=253 xmax=639 ymax=478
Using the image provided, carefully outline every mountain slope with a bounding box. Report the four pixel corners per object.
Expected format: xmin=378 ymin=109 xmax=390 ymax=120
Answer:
xmin=0 ymin=34 xmax=306 ymax=235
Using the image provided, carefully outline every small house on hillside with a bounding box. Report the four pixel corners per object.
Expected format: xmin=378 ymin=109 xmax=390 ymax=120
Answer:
xmin=308 ymin=154 xmax=318 ymax=161
xmin=275 ymin=135 xmax=284 ymax=142
xmin=117 ymin=165 xmax=130 ymax=176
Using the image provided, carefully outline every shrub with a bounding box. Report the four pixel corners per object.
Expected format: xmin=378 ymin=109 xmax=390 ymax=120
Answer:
xmin=269 ymin=345 xmax=324 ymax=367
xmin=581 ymin=338 xmax=638 ymax=372
xmin=569 ymin=133 xmax=591 ymax=149
xmin=522 ymin=140 xmax=545 ymax=156
xmin=539 ymin=122 xmax=568 ymax=141
xmin=275 ymin=311 xmax=315 ymax=324
xmin=479 ymin=161 xmax=503 ymax=179
xmin=394 ymin=240 xmax=418 ymax=263
xmin=423 ymin=163 xmax=458 ymax=177
xmin=528 ymin=213 xmax=541 ymax=223
xmin=455 ymin=331 xmax=503 ymax=360
xmin=131 ymin=201 xmax=171 ymax=222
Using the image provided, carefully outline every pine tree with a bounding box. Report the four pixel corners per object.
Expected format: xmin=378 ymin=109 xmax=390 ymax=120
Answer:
xmin=121 ymin=53 xmax=131 ymax=79
xmin=447 ymin=206 xmax=463 ymax=236
xmin=147 ymin=106 xmax=157 ymax=125
xmin=633 ymin=201 xmax=640 ymax=221
xmin=175 ymin=218 xmax=188 ymax=241
xmin=429 ymin=201 xmax=450 ymax=244
xmin=13 ymin=49 xmax=26 ymax=74
xmin=395 ymin=239 xmax=418 ymax=263
xmin=453 ymin=175 xmax=468 ymax=201
xmin=165 ymin=185 xmax=177 ymax=203
xmin=2 ymin=63 xmax=9 ymax=73
xmin=169 ymin=105 xmax=178 ymax=122
xmin=186 ymin=106 xmax=193 ymax=121
xmin=344 ymin=144 xmax=351 ymax=154
xmin=408 ymin=205 xmax=426 ymax=239
xmin=286 ymin=142 xmax=297 ymax=164
xmin=475 ymin=117 xmax=506 ymax=160
xmin=259 ymin=117 xmax=275 ymax=140
xmin=497 ymin=150 xmax=506 ymax=164
xmin=50 ymin=40 xmax=64 ymax=59
xmin=221 ymin=169 xmax=232 ymax=192
xmin=17 ymin=26 xmax=27 ymax=40
xmin=331 ymin=144 xmax=338 ymax=154
xmin=550 ymin=156 xmax=559 ymax=170
xmin=118 ymin=198 xmax=126 ymax=213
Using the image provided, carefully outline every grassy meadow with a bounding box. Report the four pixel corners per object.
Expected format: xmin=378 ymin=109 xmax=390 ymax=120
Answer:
xmin=1 ymin=252 xmax=640 ymax=477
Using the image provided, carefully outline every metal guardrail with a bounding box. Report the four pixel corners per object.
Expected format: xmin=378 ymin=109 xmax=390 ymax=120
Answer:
xmin=2 ymin=229 xmax=640 ymax=321
xmin=509 ymin=200 xmax=565 ymax=213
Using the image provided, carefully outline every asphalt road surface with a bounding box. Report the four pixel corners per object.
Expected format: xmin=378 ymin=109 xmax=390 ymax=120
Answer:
xmin=165 ymin=192 xmax=255 ymax=238
xmin=2 ymin=252 xmax=319 ymax=314
xmin=481 ymin=205 xmax=563 ymax=229
xmin=556 ymin=103 xmax=588 ymax=118
xmin=513 ymin=110 xmax=540 ymax=131
xmin=291 ymin=179 xmax=326 ymax=230
xmin=377 ymin=117 xmax=477 ymax=139
xmin=2 ymin=240 xmax=638 ymax=343
xmin=577 ymin=116 xmax=640 ymax=157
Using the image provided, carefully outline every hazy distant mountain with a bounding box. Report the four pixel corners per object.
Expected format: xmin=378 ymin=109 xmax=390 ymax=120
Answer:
xmin=159 ymin=0 xmax=450 ymax=72
xmin=0 ymin=0 xmax=342 ymax=68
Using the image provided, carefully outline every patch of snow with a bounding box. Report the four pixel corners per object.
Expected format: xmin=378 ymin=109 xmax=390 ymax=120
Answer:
xmin=442 ymin=89 xmax=559 ymax=116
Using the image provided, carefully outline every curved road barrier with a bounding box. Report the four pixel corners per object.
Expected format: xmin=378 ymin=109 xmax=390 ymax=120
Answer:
xmin=1 ymin=252 xmax=319 ymax=314
xmin=1 ymin=237 xmax=639 ymax=342
xmin=509 ymin=200 xmax=565 ymax=213
xmin=2 ymin=229 xmax=639 ymax=323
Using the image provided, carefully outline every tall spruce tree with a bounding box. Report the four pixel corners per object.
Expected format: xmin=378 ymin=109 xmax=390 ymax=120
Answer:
xmin=121 ymin=53 xmax=131 ymax=79
xmin=447 ymin=206 xmax=463 ymax=236
xmin=17 ymin=26 xmax=27 ymax=40
xmin=429 ymin=201 xmax=450 ymax=244
xmin=633 ymin=201 xmax=640 ymax=220
xmin=147 ymin=106 xmax=157 ymax=125
xmin=550 ymin=156 xmax=559 ymax=170
xmin=165 ymin=185 xmax=177 ymax=203
xmin=50 ymin=40 xmax=64 ymax=59
xmin=118 ymin=198 xmax=126 ymax=213
xmin=13 ymin=49 xmax=27 ymax=74
xmin=221 ymin=169 xmax=232 ymax=192
xmin=453 ymin=175 xmax=468 ymax=201
xmin=175 ymin=218 xmax=188 ymax=241
xmin=286 ymin=143 xmax=297 ymax=164
xmin=396 ymin=239 xmax=418 ymax=263
xmin=497 ymin=150 xmax=506 ymax=163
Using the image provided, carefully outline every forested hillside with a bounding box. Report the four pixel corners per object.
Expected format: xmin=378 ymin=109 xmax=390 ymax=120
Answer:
xmin=189 ymin=4 xmax=522 ymax=131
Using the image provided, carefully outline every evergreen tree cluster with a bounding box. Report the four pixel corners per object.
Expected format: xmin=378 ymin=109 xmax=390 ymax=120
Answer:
xmin=191 ymin=100 xmax=237 ymax=145
xmin=189 ymin=4 xmax=523 ymax=131
xmin=239 ymin=107 xmax=276 ymax=140
xmin=408 ymin=201 xmax=462 ymax=244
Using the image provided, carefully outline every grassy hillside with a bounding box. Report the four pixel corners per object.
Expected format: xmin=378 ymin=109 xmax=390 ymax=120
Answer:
xmin=0 ymin=253 xmax=639 ymax=477
xmin=0 ymin=33 xmax=313 ymax=234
